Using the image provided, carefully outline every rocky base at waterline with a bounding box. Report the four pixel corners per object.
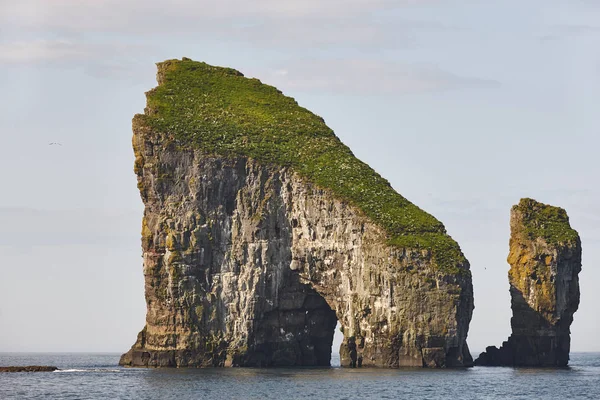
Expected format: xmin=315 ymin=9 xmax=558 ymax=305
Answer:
xmin=0 ymin=366 xmax=58 ymax=372
xmin=475 ymin=199 xmax=581 ymax=367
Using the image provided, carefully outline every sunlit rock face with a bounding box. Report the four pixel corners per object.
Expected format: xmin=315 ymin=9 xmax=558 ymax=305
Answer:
xmin=119 ymin=59 xmax=474 ymax=368
xmin=475 ymin=199 xmax=581 ymax=367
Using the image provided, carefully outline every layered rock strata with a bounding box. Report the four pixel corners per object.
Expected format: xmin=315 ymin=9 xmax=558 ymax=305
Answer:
xmin=475 ymin=199 xmax=581 ymax=367
xmin=120 ymin=59 xmax=474 ymax=368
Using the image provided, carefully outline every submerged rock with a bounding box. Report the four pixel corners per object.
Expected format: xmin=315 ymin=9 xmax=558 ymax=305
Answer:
xmin=0 ymin=366 xmax=58 ymax=372
xmin=120 ymin=58 xmax=474 ymax=368
xmin=475 ymin=198 xmax=581 ymax=367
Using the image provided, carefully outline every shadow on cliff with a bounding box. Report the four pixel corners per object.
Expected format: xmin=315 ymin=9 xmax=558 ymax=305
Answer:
xmin=475 ymin=286 xmax=571 ymax=367
xmin=241 ymin=271 xmax=339 ymax=367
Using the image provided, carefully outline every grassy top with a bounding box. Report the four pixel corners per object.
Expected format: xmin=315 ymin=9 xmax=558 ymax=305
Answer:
xmin=513 ymin=198 xmax=579 ymax=246
xmin=137 ymin=58 xmax=468 ymax=274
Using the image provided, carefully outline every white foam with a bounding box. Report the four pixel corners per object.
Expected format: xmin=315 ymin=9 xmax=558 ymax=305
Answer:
xmin=54 ymin=368 xmax=122 ymax=373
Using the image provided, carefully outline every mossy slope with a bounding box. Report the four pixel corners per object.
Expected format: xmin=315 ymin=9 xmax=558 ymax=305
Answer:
xmin=513 ymin=198 xmax=579 ymax=246
xmin=137 ymin=58 xmax=467 ymax=274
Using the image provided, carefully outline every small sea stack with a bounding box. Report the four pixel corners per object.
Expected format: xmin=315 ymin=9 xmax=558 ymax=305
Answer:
xmin=475 ymin=198 xmax=582 ymax=367
xmin=0 ymin=366 xmax=58 ymax=372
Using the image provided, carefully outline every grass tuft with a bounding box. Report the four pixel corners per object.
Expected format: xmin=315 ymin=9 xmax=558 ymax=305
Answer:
xmin=514 ymin=198 xmax=579 ymax=246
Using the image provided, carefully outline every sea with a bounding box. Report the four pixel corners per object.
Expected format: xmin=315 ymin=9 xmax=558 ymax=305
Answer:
xmin=1 ymin=352 xmax=599 ymax=399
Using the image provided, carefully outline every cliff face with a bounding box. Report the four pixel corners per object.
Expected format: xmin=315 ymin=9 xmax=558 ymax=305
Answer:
xmin=475 ymin=199 xmax=581 ymax=367
xmin=120 ymin=59 xmax=474 ymax=368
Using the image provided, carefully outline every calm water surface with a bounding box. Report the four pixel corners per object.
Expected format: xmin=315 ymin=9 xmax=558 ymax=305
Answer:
xmin=1 ymin=352 xmax=599 ymax=399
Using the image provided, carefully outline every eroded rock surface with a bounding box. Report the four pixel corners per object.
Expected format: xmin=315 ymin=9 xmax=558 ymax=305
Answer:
xmin=120 ymin=59 xmax=474 ymax=368
xmin=475 ymin=198 xmax=581 ymax=367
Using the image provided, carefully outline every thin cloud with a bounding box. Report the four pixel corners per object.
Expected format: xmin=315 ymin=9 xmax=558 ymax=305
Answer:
xmin=2 ymin=0 xmax=428 ymax=29
xmin=227 ymin=18 xmax=407 ymax=50
xmin=254 ymin=58 xmax=499 ymax=95
xmin=0 ymin=38 xmax=155 ymax=80
xmin=0 ymin=0 xmax=441 ymax=48
xmin=0 ymin=38 xmax=151 ymax=63
xmin=539 ymin=24 xmax=600 ymax=41
xmin=0 ymin=0 xmax=461 ymax=69
xmin=0 ymin=39 xmax=87 ymax=63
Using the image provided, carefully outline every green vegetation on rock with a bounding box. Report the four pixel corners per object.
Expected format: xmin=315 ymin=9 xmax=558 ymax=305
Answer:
xmin=514 ymin=198 xmax=579 ymax=246
xmin=137 ymin=58 xmax=468 ymax=274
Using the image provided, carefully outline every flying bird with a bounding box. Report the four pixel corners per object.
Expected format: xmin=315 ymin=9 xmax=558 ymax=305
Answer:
xmin=49 ymin=142 xmax=62 ymax=146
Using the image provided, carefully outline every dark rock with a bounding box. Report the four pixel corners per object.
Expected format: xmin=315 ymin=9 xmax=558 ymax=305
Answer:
xmin=0 ymin=366 xmax=58 ymax=372
xmin=475 ymin=199 xmax=581 ymax=367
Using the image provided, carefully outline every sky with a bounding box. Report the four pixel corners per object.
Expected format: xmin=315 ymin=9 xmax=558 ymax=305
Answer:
xmin=0 ymin=0 xmax=598 ymax=355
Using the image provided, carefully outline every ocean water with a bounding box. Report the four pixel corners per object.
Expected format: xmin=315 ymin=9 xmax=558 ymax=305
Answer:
xmin=1 ymin=352 xmax=599 ymax=399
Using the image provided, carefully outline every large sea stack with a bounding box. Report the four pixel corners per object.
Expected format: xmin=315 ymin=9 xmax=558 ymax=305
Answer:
xmin=120 ymin=58 xmax=474 ymax=368
xmin=475 ymin=198 xmax=581 ymax=367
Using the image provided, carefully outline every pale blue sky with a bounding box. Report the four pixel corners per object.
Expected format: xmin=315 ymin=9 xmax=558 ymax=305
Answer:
xmin=0 ymin=0 xmax=598 ymax=354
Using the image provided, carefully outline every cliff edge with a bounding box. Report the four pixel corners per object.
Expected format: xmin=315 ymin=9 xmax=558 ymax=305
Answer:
xmin=120 ymin=58 xmax=474 ymax=368
xmin=475 ymin=198 xmax=581 ymax=367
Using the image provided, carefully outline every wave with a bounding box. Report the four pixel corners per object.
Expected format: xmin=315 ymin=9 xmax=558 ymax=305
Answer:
xmin=54 ymin=368 xmax=123 ymax=373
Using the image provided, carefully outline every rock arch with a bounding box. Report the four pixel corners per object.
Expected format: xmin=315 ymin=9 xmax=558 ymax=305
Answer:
xmin=120 ymin=152 xmax=473 ymax=368
xmin=119 ymin=59 xmax=474 ymax=368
